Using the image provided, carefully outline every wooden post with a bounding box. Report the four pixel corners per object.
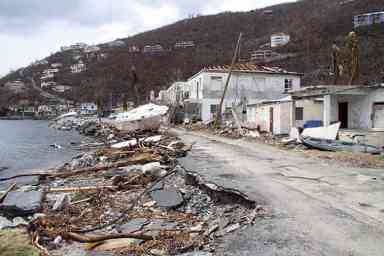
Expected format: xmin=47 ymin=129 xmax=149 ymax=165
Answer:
xmin=215 ymin=33 xmax=243 ymax=127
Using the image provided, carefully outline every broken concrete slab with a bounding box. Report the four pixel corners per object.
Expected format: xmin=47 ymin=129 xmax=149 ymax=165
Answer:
xmin=0 ymin=191 xmax=43 ymax=217
xmin=117 ymin=218 xmax=149 ymax=233
xmin=150 ymin=189 xmax=184 ymax=209
xmin=12 ymin=217 xmax=28 ymax=226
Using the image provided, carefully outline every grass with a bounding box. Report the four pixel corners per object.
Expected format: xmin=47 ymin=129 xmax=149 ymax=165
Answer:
xmin=0 ymin=229 xmax=40 ymax=256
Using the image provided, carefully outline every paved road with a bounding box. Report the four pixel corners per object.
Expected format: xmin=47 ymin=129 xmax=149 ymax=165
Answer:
xmin=173 ymin=129 xmax=384 ymax=256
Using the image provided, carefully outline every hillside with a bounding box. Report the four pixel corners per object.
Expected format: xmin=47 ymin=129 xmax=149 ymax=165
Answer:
xmin=1 ymin=0 xmax=383 ymax=108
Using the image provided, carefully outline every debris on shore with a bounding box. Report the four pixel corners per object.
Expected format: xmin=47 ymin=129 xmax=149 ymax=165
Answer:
xmin=0 ymin=104 xmax=262 ymax=256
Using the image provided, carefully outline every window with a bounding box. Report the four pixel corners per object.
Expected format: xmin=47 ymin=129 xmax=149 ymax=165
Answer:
xmin=210 ymin=104 xmax=219 ymax=113
xmin=284 ymin=79 xmax=293 ymax=92
xmin=183 ymin=91 xmax=190 ymax=99
xmin=211 ymin=76 xmax=222 ymax=81
xmin=295 ymin=107 xmax=304 ymax=121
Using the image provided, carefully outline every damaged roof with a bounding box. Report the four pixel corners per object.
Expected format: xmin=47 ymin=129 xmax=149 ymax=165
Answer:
xmin=201 ymin=63 xmax=302 ymax=76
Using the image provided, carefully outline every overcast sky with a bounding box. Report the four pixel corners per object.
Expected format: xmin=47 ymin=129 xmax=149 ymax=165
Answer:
xmin=0 ymin=0 xmax=294 ymax=76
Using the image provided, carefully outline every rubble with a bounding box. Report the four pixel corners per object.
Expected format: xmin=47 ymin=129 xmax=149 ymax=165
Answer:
xmin=3 ymin=104 xmax=265 ymax=255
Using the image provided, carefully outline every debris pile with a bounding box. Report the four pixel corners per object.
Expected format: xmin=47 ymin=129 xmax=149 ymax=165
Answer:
xmin=0 ymin=103 xmax=261 ymax=255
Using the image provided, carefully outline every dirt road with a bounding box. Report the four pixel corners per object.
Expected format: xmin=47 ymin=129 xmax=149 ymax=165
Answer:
xmin=173 ymin=128 xmax=384 ymax=256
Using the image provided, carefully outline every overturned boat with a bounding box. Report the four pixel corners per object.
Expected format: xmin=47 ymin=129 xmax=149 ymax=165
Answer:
xmin=301 ymin=136 xmax=383 ymax=155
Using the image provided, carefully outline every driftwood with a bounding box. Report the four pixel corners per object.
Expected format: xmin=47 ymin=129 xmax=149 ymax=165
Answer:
xmin=0 ymin=183 xmax=17 ymax=203
xmin=48 ymin=186 xmax=118 ymax=193
xmin=63 ymin=232 xmax=153 ymax=243
xmin=0 ymin=152 xmax=160 ymax=182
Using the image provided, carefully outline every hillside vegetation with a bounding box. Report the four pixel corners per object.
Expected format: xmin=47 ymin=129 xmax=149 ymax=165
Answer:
xmin=1 ymin=0 xmax=383 ymax=107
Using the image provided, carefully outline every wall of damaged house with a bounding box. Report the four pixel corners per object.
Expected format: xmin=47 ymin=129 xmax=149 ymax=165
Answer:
xmin=329 ymin=88 xmax=384 ymax=129
xmin=186 ymin=71 xmax=300 ymax=122
xmin=295 ymin=100 xmax=324 ymax=127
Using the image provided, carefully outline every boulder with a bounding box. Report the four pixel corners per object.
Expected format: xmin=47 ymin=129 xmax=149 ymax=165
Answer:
xmin=0 ymin=191 xmax=43 ymax=217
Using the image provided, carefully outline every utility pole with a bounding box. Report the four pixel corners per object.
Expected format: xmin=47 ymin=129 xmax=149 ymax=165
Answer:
xmin=215 ymin=33 xmax=243 ymax=127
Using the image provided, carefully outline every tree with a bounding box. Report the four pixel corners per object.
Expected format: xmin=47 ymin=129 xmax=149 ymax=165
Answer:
xmin=345 ymin=32 xmax=360 ymax=85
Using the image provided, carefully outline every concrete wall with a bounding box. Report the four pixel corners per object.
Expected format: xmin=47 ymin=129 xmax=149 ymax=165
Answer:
xmin=247 ymin=99 xmax=323 ymax=134
xmin=329 ymin=88 xmax=384 ymax=129
xmin=247 ymin=101 xmax=291 ymax=134
xmin=295 ymin=100 xmax=323 ymax=127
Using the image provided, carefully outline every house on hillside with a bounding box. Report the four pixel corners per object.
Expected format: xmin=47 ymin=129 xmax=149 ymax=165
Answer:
xmin=174 ymin=41 xmax=195 ymax=49
xmin=271 ymin=33 xmax=290 ymax=48
xmin=41 ymin=81 xmax=57 ymax=88
xmin=51 ymin=63 xmax=63 ymax=68
xmin=4 ymin=80 xmax=26 ymax=93
xmin=61 ymin=43 xmax=87 ymax=51
xmin=80 ymin=103 xmax=97 ymax=115
xmin=52 ymin=85 xmax=72 ymax=93
xmin=176 ymin=63 xmax=302 ymax=122
xmin=290 ymin=84 xmax=384 ymax=146
xmin=71 ymin=61 xmax=86 ymax=73
xmin=129 ymin=45 xmax=140 ymax=53
xmin=354 ymin=11 xmax=384 ymax=28
xmin=143 ymin=44 xmax=164 ymax=53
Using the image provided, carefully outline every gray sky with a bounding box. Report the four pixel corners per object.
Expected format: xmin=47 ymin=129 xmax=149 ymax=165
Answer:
xmin=0 ymin=0 xmax=294 ymax=76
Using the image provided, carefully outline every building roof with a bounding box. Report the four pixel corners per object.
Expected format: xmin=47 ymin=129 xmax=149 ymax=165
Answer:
xmin=199 ymin=63 xmax=302 ymax=76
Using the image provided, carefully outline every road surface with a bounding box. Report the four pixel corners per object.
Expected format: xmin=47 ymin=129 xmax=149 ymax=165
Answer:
xmin=173 ymin=128 xmax=384 ymax=256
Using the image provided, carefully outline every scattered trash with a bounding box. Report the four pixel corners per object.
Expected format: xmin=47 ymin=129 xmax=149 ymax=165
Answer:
xmin=301 ymin=122 xmax=340 ymax=140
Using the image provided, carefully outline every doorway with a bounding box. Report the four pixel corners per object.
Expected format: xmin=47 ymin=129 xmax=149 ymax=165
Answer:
xmin=338 ymin=102 xmax=349 ymax=128
xmin=269 ymin=107 xmax=274 ymax=133
xmin=373 ymin=103 xmax=384 ymax=128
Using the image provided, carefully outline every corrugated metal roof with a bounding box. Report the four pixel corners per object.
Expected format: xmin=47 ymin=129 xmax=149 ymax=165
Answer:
xmin=202 ymin=63 xmax=300 ymax=75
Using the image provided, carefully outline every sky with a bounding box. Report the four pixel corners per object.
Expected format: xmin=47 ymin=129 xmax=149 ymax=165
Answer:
xmin=0 ymin=0 xmax=294 ymax=76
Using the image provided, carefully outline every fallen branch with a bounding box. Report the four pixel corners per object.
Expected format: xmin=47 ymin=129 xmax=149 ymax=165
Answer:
xmin=0 ymin=183 xmax=17 ymax=203
xmin=0 ymin=153 xmax=160 ymax=182
xmin=0 ymin=173 xmax=50 ymax=182
xmin=48 ymin=186 xmax=117 ymax=193
xmin=63 ymin=232 xmax=153 ymax=243
xmin=71 ymin=198 xmax=92 ymax=205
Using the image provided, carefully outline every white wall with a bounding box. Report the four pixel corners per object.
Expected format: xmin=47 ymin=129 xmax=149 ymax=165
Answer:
xmin=329 ymin=88 xmax=384 ymax=129
xmin=295 ymin=100 xmax=323 ymax=127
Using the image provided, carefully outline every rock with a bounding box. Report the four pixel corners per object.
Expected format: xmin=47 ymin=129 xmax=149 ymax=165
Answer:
xmin=0 ymin=216 xmax=15 ymax=229
xmin=225 ymin=223 xmax=241 ymax=233
xmin=0 ymin=191 xmax=43 ymax=217
xmin=142 ymin=162 xmax=166 ymax=177
xmin=52 ymin=194 xmax=71 ymax=211
xmin=93 ymin=238 xmax=143 ymax=251
xmin=102 ymin=168 xmax=130 ymax=178
xmin=69 ymin=153 xmax=96 ymax=170
xmin=117 ymin=218 xmax=149 ymax=233
xmin=150 ymin=249 xmax=168 ymax=256
xmin=190 ymin=223 xmax=203 ymax=232
xmin=150 ymin=189 xmax=184 ymax=209
xmin=143 ymin=200 xmax=156 ymax=208
xmin=53 ymin=236 xmax=63 ymax=245
xmin=12 ymin=217 xmax=28 ymax=226
xmin=107 ymin=134 xmax=115 ymax=140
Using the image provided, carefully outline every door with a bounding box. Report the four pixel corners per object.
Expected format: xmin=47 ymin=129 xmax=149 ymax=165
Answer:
xmin=373 ymin=103 xmax=384 ymax=128
xmin=338 ymin=102 xmax=349 ymax=129
xmin=269 ymin=107 xmax=274 ymax=133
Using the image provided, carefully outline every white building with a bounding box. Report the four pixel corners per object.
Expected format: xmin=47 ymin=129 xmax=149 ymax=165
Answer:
xmin=41 ymin=81 xmax=57 ymax=88
xmin=80 ymin=103 xmax=97 ymax=115
xmin=129 ymin=45 xmax=140 ymax=53
xmin=71 ymin=61 xmax=86 ymax=73
xmin=4 ymin=80 xmax=26 ymax=93
xmin=354 ymin=11 xmax=384 ymax=28
xmin=271 ymin=33 xmax=290 ymax=48
xmin=51 ymin=63 xmax=63 ymax=68
xmin=175 ymin=41 xmax=195 ymax=48
xmin=290 ymin=84 xmax=384 ymax=146
xmin=247 ymin=97 xmax=323 ymax=134
xmin=143 ymin=44 xmax=164 ymax=53
xmin=52 ymin=85 xmax=72 ymax=93
xmin=181 ymin=63 xmax=302 ymax=122
xmin=61 ymin=43 xmax=87 ymax=51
